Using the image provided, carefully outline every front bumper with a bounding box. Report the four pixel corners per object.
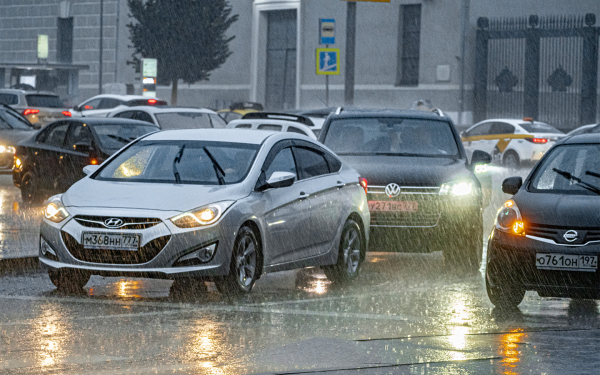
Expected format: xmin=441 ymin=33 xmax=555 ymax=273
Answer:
xmin=487 ymin=229 xmax=600 ymax=298
xmin=39 ymin=207 xmax=237 ymax=279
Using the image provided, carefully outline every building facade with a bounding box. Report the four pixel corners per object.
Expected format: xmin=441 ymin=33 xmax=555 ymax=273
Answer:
xmin=0 ymin=0 xmax=598 ymax=129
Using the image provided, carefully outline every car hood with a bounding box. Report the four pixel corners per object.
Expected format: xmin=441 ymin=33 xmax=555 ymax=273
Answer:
xmin=0 ymin=130 xmax=36 ymax=146
xmin=338 ymin=155 xmax=471 ymax=186
xmin=516 ymin=191 xmax=600 ymax=227
xmin=63 ymin=178 xmax=250 ymax=213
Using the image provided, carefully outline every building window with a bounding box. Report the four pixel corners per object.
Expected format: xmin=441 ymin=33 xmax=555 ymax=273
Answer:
xmin=57 ymin=17 xmax=74 ymax=63
xmin=397 ymin=4 xmax=421 ymax=86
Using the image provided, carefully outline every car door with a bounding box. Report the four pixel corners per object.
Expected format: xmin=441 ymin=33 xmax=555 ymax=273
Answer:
xmin=33 ymin=121 xmax=70 ymax=192
xmin=292 ymin=143 xmax=345 ymax=257
xmin=78 ymin=98 xmax=104 ymax=117
xmin=259 ymin=141 xmax=312 ymax=265
xmin=462 ymin=122 xmax=492 ymax=161
xmin=489 ymin=121 xmax=516 ymax=156
xmin=62 ymin=122 xmax=94 ymax=188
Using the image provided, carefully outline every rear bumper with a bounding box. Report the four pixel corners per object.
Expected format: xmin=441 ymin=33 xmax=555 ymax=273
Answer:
xmin=488 ymin=229 xmax=600 ymax=298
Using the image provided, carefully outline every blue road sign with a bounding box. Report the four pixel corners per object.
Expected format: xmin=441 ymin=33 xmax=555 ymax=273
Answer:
xmin=320 ymin=18 xmax=335 ymax=44
xmin=316 ymin=48 xmax=340 ymax=75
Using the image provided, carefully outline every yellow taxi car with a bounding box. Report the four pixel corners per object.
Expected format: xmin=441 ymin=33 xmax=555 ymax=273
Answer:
xmin=217 ymin=102 xmax=263 ymax=123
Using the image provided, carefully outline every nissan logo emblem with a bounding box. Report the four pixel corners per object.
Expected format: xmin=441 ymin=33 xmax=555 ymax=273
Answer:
xmin=563 ymin=230 xmax=578 ymax=243
xmin=385 ymin=183 xmax=401 ymax=198
xmin=104 ymin=218 xmax=124 ymax=228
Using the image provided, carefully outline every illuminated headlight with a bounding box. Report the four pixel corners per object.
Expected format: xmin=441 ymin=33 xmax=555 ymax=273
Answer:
xmin=44 ymin=195 xmax=70 ymax=223
xmin=474 ymin=164 xmax=487 ymax=174
xmin=495 ymin=199 xmax=525 ymax=235
xmin=439 ymin=181 xmax=473 ymax=196
xmin=171 ymin=201 xmax=234 ymax=228
xmin=14 ymin=156 xmax=22 ymax=169
xmin=0 ymin=145 xmax=16 ymax=154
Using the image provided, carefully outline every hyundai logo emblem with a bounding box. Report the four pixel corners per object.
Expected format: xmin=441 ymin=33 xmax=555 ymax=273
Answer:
xmin=563 ymin=230 xmax=578 ymax=243
xmin=385 ymin=183 xmax=401 ymax=198
xmin=104 ymin=218 xmax=124 ymax=228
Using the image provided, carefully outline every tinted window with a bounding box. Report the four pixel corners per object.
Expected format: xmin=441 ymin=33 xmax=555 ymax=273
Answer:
xmin=135 ymin=111 xmax=154 ymax=124
xmin=265 ymin=147 xmax=297 ymax=181
xmin=257 ymin=124 xmax=282 ymax=132
xmin=287 ymin=126 xmax=308 ymax=136
xmin=465 ymin=123 xmax=491 ymax=137
xmin=224 ymin=112 xmax=242 ymax=122
xmin=234 ymin=124 xmax=252 ymax=129
xmin=155 ymin=112 xmax=211 ymax=129
xmin=43 ymin=123 xmax=69 ymax=147
xmin=65 ymin=123 xmax=93 ymax=150
xmin=25 ymin=95 xmax=63 ymax=108
xmin=324 ymin=152 xmax=342 ymax=173
xmin=0 ymin=93 xmax=18 ymax=105
xmin=531 ymin=144 xmax=600 ymax=195
xmin=0 ymin=109 xmax=32 ymax=130
xmin=96 ymin=141 xmax=259 ymax=185
xmin=209 ymin=114 xmax=227 ymax=128
xmin=82 ymin=98 xmax=102 ymax=110
xmin=92 ymin=123 xmax=159 ymax=150
xmin=324 ymin=118 xmax=459 ymax=157
xmin=519 ymin=122 xmax=563 ymax=134
xmin=113 ymin=111 xmax=136 ymax=119
xmin=98 ymin=98 xmax=122 ymax=109
xmin=489 ymin=122 xmax=515 ymax=135
xmin=294 ymin=147 xmax=330 ymax=179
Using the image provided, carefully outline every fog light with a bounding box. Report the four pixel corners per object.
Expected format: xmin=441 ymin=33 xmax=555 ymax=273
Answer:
xmin=174 ymin=243 xmax=217 ymax=266
xmin=40 ymin=237 xmax=58 ymax=260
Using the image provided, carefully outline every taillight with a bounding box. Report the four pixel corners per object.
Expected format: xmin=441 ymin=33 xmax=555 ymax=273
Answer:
xmin=359 ymin=177 xmax=368 ymax=195
xmin=23 ymin=109 xmax=40 ymax=116
xmin=148 ymin=99 xmax=157 ymax=104
xmin=62 ymin=111 xmax=72 ymax=117
xmin=525 ymin=138 xmax=548 ymax=144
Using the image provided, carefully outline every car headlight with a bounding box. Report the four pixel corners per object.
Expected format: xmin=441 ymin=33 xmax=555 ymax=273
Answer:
xmin=0 ymin=145 xmax=16 ymax=154
xmin=171 ymin=201 xmax=235 ymax=228
xmin=439 ymin=181 xmax=473 ymax=196
xmin=495 ymin=199 xmax=525 ymax=235
xmin=44 ymin=195 xmax=70 ymax=223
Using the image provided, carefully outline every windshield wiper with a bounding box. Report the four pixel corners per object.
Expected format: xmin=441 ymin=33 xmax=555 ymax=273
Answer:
xmin=552 ymin=168 xmax=600 ymax=195
xmin=107 ymin=134 xmax=136 ymax=143
xmin=203 ymin=147 xmax=226 ymax=185
xmin=585 ymin=170 xmax=600 ymax=179
xmin=173 ymin=145 xmax=185 ymax=184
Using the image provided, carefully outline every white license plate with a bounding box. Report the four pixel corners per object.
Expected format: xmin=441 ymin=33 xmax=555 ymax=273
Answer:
xmin=368 ymin=200 xmax=418 ymax=213
xmin=536 ymin=253 xmax=598 ymax=272
xmin=82 ymin=233 xmax=140 ymax=251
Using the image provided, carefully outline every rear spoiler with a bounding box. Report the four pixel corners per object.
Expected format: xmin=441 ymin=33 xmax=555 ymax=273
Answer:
xmin=241 ymin=112 xmax=315 ymax=126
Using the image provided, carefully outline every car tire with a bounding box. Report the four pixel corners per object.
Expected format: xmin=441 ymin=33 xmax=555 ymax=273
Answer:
xmin=21 ymin=172 xmax=43 ymax=205
xmin=503 ymin=151 xmax=520 ymax=170
xmin=485 ymin=262 xmax=525 ymax=309
xmin=215 ymin=226 xmax=261 ymax=296
xmin=324 ymin=219 xmax=364 ymax=284
xmin=48 ymin=269 xmax=91 ymax=292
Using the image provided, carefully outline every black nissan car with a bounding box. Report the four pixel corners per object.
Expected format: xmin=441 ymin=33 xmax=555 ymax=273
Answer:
xmin=486 ymin=133 xmax=600 ymax=308
xmin=13 ymin=117 xmax=159 ymax=204
xmin=319 ymin=109 xmax=491 ymax=269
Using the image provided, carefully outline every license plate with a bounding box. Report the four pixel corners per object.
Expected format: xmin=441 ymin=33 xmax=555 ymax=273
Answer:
xmin=368 ymin=200 xmax=418 ymax=212
xmin=536 ymin=253 xmax=598 ymax=272
xmin=82 ymin=233 xmax=140 ymax=251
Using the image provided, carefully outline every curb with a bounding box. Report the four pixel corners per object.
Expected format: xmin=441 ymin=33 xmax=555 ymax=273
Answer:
xmin=0 ymin=256 xmax=40 ymax=275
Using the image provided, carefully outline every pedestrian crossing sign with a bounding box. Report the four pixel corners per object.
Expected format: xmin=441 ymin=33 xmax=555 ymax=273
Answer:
xmin=316 ymin=48 xmax=340 ymax=75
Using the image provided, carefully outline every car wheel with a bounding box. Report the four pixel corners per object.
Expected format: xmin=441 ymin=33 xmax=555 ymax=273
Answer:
xmin=21 ymin=172 xmax=43 ymax=205
xmin=485 ymin=262 xmax=525 ymax=309
xmin=324 ymin=219 xmax=363 ymax=284
xmin=503 ymin=151 xmax=520 ymax=170
xmin=215 ymin=226 xmax=261 ymax=296
xmin=48 ymin=269 xmax=91 ymax=292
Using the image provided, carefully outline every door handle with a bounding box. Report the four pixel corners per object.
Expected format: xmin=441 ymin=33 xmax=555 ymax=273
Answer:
xmin=336 ymin=181 xmax=345 ymax=188
xmin=298 ymin=192 xmax=310 ymax=200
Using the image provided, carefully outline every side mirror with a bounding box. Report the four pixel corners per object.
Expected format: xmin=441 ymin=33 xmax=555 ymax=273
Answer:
xmin=265 ymin=171 xmax=296 ymax=189
xmin=83 ymin=165 xmax=100 ymax=175
xmin=72 ymin=105 xmax=80 ymax=112
xmin=471 ymin=150 xmax=492 ymax=166
xmin=31 ymin=123 xmax=42 ymax=130
xmin=502 ymin=176 xmax=523 ymax=195
xmin=74 ymin=142 xmax=91 ymax=153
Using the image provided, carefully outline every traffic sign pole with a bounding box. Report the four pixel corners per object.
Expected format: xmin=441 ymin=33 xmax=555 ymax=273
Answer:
xmin=345 ymin=2 xmax=356 ymax=105
xmin=326 ymin=45 xmax=329 ymax=106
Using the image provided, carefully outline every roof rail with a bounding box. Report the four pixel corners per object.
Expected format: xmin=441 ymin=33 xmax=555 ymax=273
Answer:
xmin=335 ymin=106 xmax=343 ymax=115
xmin=241 ymin=112 xmax=315 ymax=126
xmin=430 ymin=108 xmax=445 ymax=117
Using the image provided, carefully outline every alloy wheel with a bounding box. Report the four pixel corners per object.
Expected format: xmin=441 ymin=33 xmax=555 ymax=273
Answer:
xmin=343 ymin=226 xmax=361 ymax=275
xmin=236 ymin=235 xmax=257 ymax=287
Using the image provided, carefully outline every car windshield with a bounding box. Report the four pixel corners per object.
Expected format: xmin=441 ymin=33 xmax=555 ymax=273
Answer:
xmin=155 ymin=112 xmax=212 ymax=129
xmin=95 ymin=140 xmax=260 ymax=185
xmin=323 ymin=117 xmax=459 ymax=157
xmin=519 ymin=122 xmax=563 ymax=134
xmin=0 ymin=108 xmax=33 ymax=130
xmin=93 ymin=123 xmax=159 ymax=150
xmin=530 ymin=144 xmax=600 ymax=195
xmin=25 ymin=94 xmax=64 ymax=108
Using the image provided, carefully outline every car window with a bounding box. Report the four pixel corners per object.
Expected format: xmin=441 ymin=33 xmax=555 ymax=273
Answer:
xmin=25 ymin=95 xmax=63 ymax=108
xmin=287 ymin=126 xmax=308 ymax=136
xmin=0 ymin=93 xmax=18 ymax=105
xmin=489 ymin=122 xmax=515 ymax=135
xmin=135 ymin=111 xmax=154 ymax=124
xmin=0 ymin=108 xmax=32 ymax=130
xmin=92 ymin=123 xmax=159 ymax=150
xmin=43 ymin=123 xmax=69 ymax=148
xmin=465 ymin=123 xmax=492 ymax=137
xmin=324 ymin=118 xmax=459 ymax=157
xmin=225 ymin=112 xmax=242 ymax=122
xmin=519 ymin=122 xmax=563 ymax=134
xmin=65 ymin=123 xmax=93 ymax=150
xmin=531 ymin=144 xmax=600 ymax=195
xmin=257 ymin=124 xmax=282 ymax=131
xmin=98 ymin=98 xmax=122 ymax=109
xmin=294 ymin=146 xmax=330 ymax=179
xmin=82 ymin=98 xmax=102 ymax=111
xmin=0 ymin=117 xmax=10 ymax=130
xmin=209 ymin=114 xmax=227 ymax=128
xmin=113 ymin=111 xmax=136 ymax=119
xmin=234 ymin=124 xmax=252 ymax=129
xmin=264 ymin=147 xmax=297 ymax=181
xmin=154 ymin=112 xmax=212 ymax=129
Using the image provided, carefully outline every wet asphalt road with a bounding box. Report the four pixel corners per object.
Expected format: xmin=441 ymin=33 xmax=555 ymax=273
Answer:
xmin=1 ymin=169 xmax=599 ymax=374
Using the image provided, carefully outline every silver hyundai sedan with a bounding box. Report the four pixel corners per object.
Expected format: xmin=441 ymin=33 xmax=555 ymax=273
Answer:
xmin=39 ymin=129 xmax=369 ymax=295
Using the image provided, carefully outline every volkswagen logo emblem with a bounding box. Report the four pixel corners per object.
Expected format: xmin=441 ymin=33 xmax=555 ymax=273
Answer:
xmin=385 ymin=183 xmax=401 ymax=198
xmin=563 ymin=230 xmax=578 ymax=243
xmin=104 ymin=218 xmax=124 ymax=228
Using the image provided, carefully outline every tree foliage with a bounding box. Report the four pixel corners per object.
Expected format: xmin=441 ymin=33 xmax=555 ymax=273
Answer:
xmin=127 ymin=0 xmax=238 ymax=86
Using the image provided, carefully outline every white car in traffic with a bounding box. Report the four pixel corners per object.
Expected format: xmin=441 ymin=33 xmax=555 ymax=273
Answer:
xmin=109 ymin=106 xmax=226 ymax=130
xmin=70 ymin=94 xmax=168 ymax=117
xmin=227 ymin=112 xmax=319 ymax=140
